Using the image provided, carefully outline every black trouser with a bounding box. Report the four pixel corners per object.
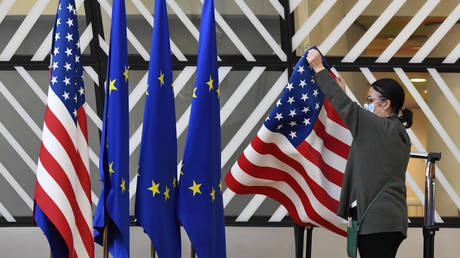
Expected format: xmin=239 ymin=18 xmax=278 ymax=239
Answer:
xmin=357 ymin=232 xmax=404 ymax=258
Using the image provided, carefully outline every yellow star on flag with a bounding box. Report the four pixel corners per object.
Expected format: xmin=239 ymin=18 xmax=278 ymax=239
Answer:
xmin=147 ymin=180 xmax=161 ymax=198
xmin=173 ymin=177 xmax=177 ymax=188
xmin=109 ymin=161 xmax=115 ymax=176
xmin=210 ymin=187 xmax=216 ymax=202
xmin=145 ymin=84 xmax=149 ymax=96
xmin=120 ymin=178 xmax=126 ymax=194
xmin=164 ymin=186 xmax=170 ymax=201
xmin=217 ymin=87 xmax=220 ymax=97
xmin=206 ymin=76 xmax=214 ymax=92
xmin=123 ymin=66 xmax=129 ymax=82
xmin=109 ymin=79 xmax=118 ymax=95
xmin=180 ymin=163 xmax=184 ymax=175
xmin=193 ymin=87 xmax=197 ymax=98
xmin=158 ymin=70 xmax=165 ymax=87
xmin=219 ymin=181 xmax=223 ymax=193
xmin=188 ymin=180 xmax=202 ymax=196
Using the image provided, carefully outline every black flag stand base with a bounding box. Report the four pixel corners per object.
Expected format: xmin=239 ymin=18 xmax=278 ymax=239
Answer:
xmin=423 ymin=226 xmax=439 ymax=258
xmin=294 ymin=224 xmax=313 ymax=258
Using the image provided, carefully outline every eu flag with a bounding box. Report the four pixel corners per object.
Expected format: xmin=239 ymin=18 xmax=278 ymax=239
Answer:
xmin=93 ymin=0 xmax=129 ymax=257
xmin=134 ymin=0 xmax=181 ymax=257
xmin=176 ymin=0 xmax=226 ymax=257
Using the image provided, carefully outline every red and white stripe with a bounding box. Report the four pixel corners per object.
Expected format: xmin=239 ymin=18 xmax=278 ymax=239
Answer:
xmin=34 ymin=87 xmax=94 ymax=258
xmin=226 ymin=98 xmax=351 ymax=236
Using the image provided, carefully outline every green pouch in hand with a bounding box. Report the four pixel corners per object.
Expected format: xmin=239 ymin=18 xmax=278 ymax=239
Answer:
xmin=347 ymin=218 xmax=359 ymax=258
xmin=345 ymin=177 xmax=393 ymax=258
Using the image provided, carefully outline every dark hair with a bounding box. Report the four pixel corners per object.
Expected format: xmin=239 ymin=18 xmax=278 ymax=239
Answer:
xmin=371 ymin=78 xmax=413 ymax=128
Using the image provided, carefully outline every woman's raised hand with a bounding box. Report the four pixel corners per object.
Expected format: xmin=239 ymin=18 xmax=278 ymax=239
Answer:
xmin=306 ymin=49 xmax=325 ymax=73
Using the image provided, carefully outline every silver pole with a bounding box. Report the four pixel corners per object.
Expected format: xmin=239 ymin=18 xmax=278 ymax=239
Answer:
xmin=423 ymin=160 xmax=436 ymax=228
xmin=422 ymin=152 xmax=440 ymax=258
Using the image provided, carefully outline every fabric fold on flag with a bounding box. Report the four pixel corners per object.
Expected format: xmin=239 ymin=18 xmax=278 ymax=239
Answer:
xmin=134 ymin=0 xmax=181 ymax=257
xmin=93 ymin=0 xmax=130 ymax=257
xmin=176 ymin=0 xmax=226 ymax=257
xmin=225 ymin=47 xmax=350 ymax=236
xmin=33 ymin=0 xmax=94 ymax=257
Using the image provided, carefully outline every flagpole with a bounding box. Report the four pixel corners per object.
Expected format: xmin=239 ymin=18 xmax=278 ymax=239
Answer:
xmin=103 ymin=223 xmax=109 ymax=258
xmin=190 ymin=244 xmax=195 ymax=258
xmin=305 ymin=226 xmax=313 ymax=258
xmin=294 ymin=224 xmax=305 ymax=258
xmin=150 ymin=241 xmax=155 ymax=258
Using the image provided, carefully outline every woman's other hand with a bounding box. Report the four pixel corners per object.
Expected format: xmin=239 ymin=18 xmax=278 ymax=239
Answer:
xmin=306 ymin=49 xmax=325 ymax=73
xmin=335 ymin=74 xmax=346 ymax=92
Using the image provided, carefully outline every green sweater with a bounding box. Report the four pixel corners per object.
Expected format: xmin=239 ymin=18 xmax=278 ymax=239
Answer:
xmin=313 ymin=69 xmax=410 ymax=236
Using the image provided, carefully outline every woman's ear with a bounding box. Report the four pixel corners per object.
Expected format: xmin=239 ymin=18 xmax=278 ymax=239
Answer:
xmin=384 ymin=99 xmax=392 ymax=113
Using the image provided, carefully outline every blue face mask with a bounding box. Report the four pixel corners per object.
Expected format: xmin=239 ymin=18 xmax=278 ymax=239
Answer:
xmin=363 ymin=103 xmax=375 ymax=113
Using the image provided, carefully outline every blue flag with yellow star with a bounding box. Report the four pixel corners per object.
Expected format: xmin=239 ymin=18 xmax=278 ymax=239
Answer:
xmin=93 ymin=0 xmax=129 ymax=257
xmin=176 ymin=0 xmax=226 ymax=257
xmin=134 ymin=0 xmax=181 ymax=257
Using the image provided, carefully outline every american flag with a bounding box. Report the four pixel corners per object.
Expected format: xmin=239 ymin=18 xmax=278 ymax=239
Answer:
xmin=225 ymin=49 xmax=351 ymax=236
xmin=33 ymin=1 xmax=94 ymax=257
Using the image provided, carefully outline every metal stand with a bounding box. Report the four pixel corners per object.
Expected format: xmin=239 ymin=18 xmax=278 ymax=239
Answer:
xmin=305 ymin=226 xmax=312 ymax=258
xmin=294 ymin=224 xmax=313 ymax=258
xmin=410 ymin=152 xmax=441 ymax=258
